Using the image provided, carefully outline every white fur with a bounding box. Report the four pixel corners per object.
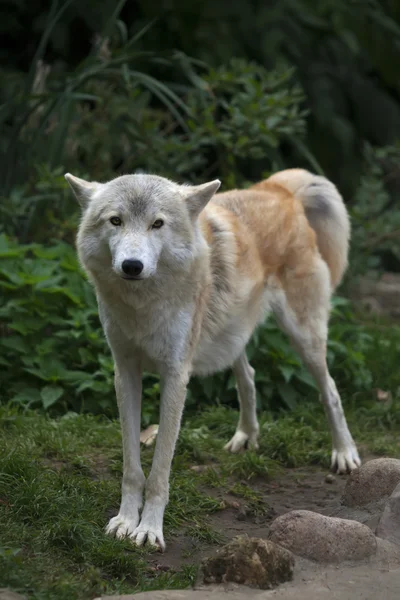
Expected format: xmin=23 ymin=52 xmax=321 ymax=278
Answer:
xmin=65 ymin=171 xmax=360 ymax=551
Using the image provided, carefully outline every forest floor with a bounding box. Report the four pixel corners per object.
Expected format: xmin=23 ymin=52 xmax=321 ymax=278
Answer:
xmin=1 ymin=396 xmax=400 ymax=599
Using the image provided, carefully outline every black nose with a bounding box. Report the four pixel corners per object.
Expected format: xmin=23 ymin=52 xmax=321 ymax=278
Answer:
xmin=121 ymin=259 xmax=144 ymax=277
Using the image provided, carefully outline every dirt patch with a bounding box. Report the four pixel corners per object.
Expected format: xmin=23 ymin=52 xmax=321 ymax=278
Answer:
xmin=42 ymin=452 xmax=112 ymax=479
xmin=153 ymin=466 xmax=348 ymax=571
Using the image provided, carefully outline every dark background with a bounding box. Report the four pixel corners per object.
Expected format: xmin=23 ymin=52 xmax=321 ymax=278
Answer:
xmin=1 ymin=0 xmax=400 ymax=416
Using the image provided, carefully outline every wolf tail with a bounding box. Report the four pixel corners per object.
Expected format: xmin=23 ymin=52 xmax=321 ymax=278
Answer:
xmin=266 ymin=168 xmax=350 ymax=290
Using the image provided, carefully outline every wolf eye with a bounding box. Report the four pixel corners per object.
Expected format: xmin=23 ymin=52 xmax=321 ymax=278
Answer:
xmin=152 ymin=219 xmax=164 ymax=229
xmin=110 ymin=217 xmax=122 ymax=226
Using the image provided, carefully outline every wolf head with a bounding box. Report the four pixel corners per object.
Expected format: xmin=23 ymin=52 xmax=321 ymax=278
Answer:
xmin=66 ymin=173 xmax=220 ymax=283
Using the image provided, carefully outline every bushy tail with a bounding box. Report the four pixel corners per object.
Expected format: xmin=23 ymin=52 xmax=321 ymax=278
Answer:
xmin=266 ymin=168 xmax=350 ymax=289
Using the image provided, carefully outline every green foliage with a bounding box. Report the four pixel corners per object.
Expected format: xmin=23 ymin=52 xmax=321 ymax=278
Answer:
xmin=0 ymin=166 xmax=77 ymax=244
xmin=350 ymin=142 xmax=400 ymax=274
xmin=0 ymin=231 xmax=374 ymax=419
xmin=123 ymin=59 xmax=312 ymax=189
xmin=133 ymin=0 xmax=400 ymax=194
xmin=4 ymin=0 xmax=400 ymax=195
xmin=1 ymin=53 xmax=312 ymax=243
xmin=1 ymin=0 xmax=400 ymax=423
xmin=0 ymin=0 xmax=197 ymax=195
xmin=0 ymin=234 xmax=110 ymax=413
xmin=0 ymin=234 xmax=165 ymax=419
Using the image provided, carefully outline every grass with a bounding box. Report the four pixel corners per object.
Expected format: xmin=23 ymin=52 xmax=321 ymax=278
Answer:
xmin=1 ymin=391 xmax=400 ymax=599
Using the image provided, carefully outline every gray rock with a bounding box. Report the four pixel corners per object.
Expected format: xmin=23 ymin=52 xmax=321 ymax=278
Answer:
xmin=269 ymin=510 xmax=377 ymax=562
xmin=350 ymin=273 xmax=400 ymax=318
xmin=342 ymin=458 xmax=400 ymax=507
xmin=376 ymin=481 xmax=400 ymax=545
xmin=201 ymin=536 xmax=294 ymax=589
xmin=331 ymin=498 xmax=387 ymax=532
xmin=375 ymin=537 xmax=400 ymax=567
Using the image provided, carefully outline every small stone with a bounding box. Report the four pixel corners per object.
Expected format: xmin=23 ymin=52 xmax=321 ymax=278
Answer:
xmin=224 ymin=499 xmax=240 ymax=509
xmin=202 ymin=536 xmax=294 ymax=589
xmin=189 ymin=464 xmax=214 ymax=474
xmin=269 ymin=510 xmax=377 ymax=563
xmin=342 ymin=458 xmax=400 ymax=507
xmin=376 ymin=482 xmax=400 ymax=546
xmin=325 ymin=474 xmax=335 ymax=484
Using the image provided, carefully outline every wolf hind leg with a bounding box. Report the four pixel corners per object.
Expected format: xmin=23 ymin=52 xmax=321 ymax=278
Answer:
xmin=274 ymin=263 xmax=360 ymax=473
xmin=224 ymin=352 xmax=259 ymax=453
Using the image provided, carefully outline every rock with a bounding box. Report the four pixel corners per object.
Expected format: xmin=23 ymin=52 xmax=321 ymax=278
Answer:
xmin=201 ymin=536 xmax=294 ymax=589
xmin=375 ymin=537 xmax=400 ymax=568
xmin=269 ymin=510 xmax=377 ymax=563
xmin=331 ymin=498 xmax=386 ymax=532
xmin=349 ymin=274 xmax=400 ymax=318
xmin=325 ymin=474 xmax=335 ymax=484
xmin=342 ymin=458 xmax=400 ymax=507
xmin=376 ymin=482 xmax=400 ymax=545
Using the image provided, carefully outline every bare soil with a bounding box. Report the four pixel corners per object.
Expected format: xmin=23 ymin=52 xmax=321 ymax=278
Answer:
xmin=101 ymin=466 xmax=400 ymax=599
xmin=151 ymin=466 xmax=347 ymax=571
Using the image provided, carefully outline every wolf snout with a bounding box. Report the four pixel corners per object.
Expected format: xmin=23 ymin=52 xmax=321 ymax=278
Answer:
xmin=121 ymin=259 xmax=144 ymax=278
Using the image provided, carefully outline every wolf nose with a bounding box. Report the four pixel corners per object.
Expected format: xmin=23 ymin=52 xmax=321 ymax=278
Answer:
xmin=122 ymin=259 xmax=144 ymax=277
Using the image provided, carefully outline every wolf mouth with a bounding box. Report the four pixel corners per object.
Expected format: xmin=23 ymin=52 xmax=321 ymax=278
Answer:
xmin=121 ymin=275 xmax=143 ymax=281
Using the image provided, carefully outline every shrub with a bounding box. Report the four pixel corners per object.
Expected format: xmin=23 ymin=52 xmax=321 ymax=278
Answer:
xmin=350 ymin=142 xmax=400 ymax=275
xmin=0 ymin=233 xmax=373 ymax=420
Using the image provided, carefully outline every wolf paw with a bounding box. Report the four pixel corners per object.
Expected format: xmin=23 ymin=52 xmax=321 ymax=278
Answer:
xmin=131 ymin=522 xmax=165 ymax=551
xmin=224 ymin=429 xmax=259 ymax=453
xmin=106 ymin=514 xmax=139 ymax=539
xmin=331 ymin=446 xmax=361 ymax=474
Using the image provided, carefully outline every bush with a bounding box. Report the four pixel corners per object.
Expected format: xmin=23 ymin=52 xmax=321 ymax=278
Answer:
xmin=0 ymin=56 xmax=314 ymax=244
xmin=0 ymin=1 xmax=197 ymax=196
xmin=0 ymin=231 xmax=373 ymax=420
xmin=0 ymin=6 xmax=396 ymax=421
xmin=119 ymin=59 xmax=312 ymax=188
xmin=350 ymin=142 xmax=400 ymax=275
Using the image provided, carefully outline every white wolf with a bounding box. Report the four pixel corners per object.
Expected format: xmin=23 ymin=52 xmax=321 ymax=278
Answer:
xmin=66 ymin=168 xmax=360 ymax=551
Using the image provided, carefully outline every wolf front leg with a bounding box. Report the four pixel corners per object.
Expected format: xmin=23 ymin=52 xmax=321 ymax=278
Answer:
xmin=106 ymin=353 xmax=145 ymax=539
xmin=131 ymin=369 xmax=189 ymax=551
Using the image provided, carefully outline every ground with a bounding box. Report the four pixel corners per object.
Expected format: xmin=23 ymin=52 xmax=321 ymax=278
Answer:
xmin=1 ymin=397 xmax=400 ymax=600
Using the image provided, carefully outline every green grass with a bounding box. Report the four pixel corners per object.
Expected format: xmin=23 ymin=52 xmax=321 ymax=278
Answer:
xmin=1 ymin=393 xmax=400 ymax=599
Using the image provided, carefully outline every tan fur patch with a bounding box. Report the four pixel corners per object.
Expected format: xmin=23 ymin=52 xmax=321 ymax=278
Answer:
xmin=210 ymin=184 xmax=318 ymax=286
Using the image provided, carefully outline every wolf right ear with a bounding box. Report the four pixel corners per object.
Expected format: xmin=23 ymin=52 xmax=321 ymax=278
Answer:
xmin=184 ymin=179 xmax=221 ymax=219
xmin=65 ymin=173 xmax=99 ymax=207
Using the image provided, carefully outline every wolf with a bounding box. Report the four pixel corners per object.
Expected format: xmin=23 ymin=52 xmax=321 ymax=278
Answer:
xmin=65 ymin=168 xmax=360 ymax=551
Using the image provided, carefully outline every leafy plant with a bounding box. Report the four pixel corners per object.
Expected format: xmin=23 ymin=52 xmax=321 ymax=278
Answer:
xmin=114 ymin=59 xmax=314 ymax=189
xmin=0 ymin=232 xmax=374 ymax=418
xmin=0 ymin=0 xmax=197 ymax=195
xmin=350 ymin=142 xmax=400 ymax=274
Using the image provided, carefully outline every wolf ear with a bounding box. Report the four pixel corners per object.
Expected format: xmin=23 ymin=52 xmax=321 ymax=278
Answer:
xmin=184 ymin=180 xmax=221 ymax=218
xmin=65 ymin=173 xmax=99 ymax=207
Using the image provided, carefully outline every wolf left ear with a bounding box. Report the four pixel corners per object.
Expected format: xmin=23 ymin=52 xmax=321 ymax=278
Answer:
xmin=184 ymin=180 xmax=221 ymax=218
xmin=65 ymin=173 xmax=99 ymax=208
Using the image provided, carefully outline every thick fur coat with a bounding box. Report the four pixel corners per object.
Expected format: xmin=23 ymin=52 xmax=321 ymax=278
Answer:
xmin=66 ymin=168 xmax=359 ymax=550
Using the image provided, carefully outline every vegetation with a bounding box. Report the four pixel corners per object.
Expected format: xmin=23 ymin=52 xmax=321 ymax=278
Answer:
xmin=1 ymin=0 xmax=400 ymax=597
xmin=1 ymin=392 xmax=400 ymax=599
xmin=0 ymin=232 xmax=374 ymax=417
